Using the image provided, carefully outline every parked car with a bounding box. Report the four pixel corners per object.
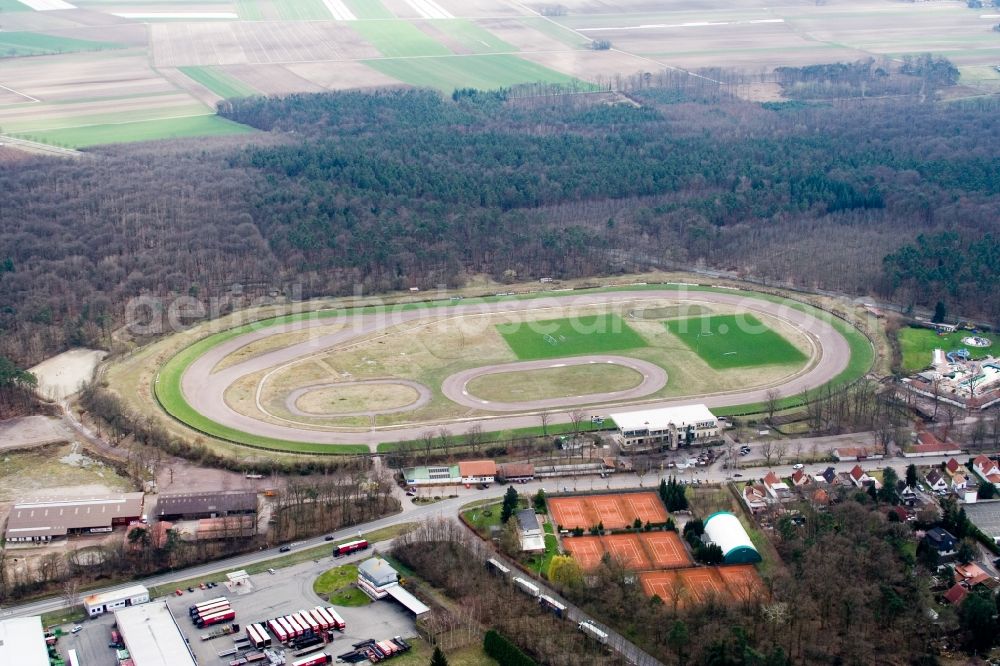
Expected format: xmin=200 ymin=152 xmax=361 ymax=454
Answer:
xmin=267 ymin=568 xmax=276 ymax=575
xmin=174 ymin=589 xmax=183 ymax=596
xmin=405 ymin=491 xmax=415 ymax=496
xmin=187 ymin=586 xmax=195 ymax=593
xmin=733 ymin=473 xmax=743 ymax=478
xmin=324 ymin=535 xmax=334 ymax=541
xmin=792 ymin=464 xmax=804 ymax=470
xmin=199 ymin=582 xmax=206 ymax=590
xmin=279 ymin=546 xmax=291 ymax=553
xmin=71 ymin=626 xmax=82 ymax=634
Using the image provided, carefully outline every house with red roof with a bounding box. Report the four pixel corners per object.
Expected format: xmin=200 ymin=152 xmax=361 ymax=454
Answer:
xmin=791 ymin=469 xmax=812 ymax=487
xmin=742 ymin=484 xmax=769 ymax=514
xmin=762 ymin=471 xmax=790 ymax=500
xmin=943 ymin=583 xmax=968 ymax=605
xmin=849 ymin=465 xmax=880 ymax=490
xmin=973 ymin=455 xmax=1000 ymax=489
xmin=945 ymin=458 xmax=961 ymax=475
xmin=902 ymin=431 xmax=963 ymax=458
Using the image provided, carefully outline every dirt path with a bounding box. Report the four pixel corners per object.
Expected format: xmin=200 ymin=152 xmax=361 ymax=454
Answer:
xmin=180 ymin=290 xmax=855 ymax=451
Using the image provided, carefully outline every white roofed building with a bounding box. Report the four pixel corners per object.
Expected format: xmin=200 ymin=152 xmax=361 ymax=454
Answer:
xmin=610 ymin=404 xmax=719 ymax=452
xmin=703 ymin=512 xmax=762 ymax=564
xmin=0 ymin=616 xmax=49 ymax=666
xmin=83 ymin=583 xmax=149 ymax=616
xmin=115 ymin=602 xmax=196 ymax=666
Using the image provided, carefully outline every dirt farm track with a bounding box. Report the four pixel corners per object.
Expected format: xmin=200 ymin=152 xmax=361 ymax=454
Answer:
xmin=170 ymin=288 xmax=859 ymax=452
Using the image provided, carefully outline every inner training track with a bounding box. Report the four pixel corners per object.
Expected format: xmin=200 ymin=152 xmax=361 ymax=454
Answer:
xmin=179 ymin=290 xmax=854 ymax=451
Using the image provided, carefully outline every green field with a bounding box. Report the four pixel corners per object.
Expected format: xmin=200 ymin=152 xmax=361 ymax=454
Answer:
xmin=667 ymin=314 xmax=807 ymax=369
xmin=364 ymin=54 xmax=589 ymax=93
xmin=313 ymin=563 xmax=372 ymax=606
xmin=519 ymin=16 xmax=589 ymax=49
xmin=272 ymin=0 xmax=331 ymax=20
xmin=352 ymin=20 xmax=452 ymax=58
xmin=342 ymin=0 xmax=392 ymax=19
xmin=897 ymin=326 xmax=993 ymax=373
xmin=499 ymin=313 xmax=647 ymax=361
xmin=0 ymin=31 xmax=122 ymax=58
xmin=16 ymin=115 xmax=255 ymax=148
xmin=179 ymin=66 xmax=257 ymax=99
xmin=466 ymin=363 xmax=642 ymax=402
xmin=434 ymin=19 xmax=516 ymax=54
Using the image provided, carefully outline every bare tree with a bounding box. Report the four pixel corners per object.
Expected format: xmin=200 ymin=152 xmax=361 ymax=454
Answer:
xmin=465 ymin=424 xmax=483 ymax=455
xmin=421 ymin=430 xmax=435 ymax=465
xmin=539 ymin=411 xmax=550 ymax=437
xmin=568 ymin=409 xmax=586 ymax=439
xmin=773 ymin=441 xmax=787 ymax=466
xmin=61 ymin=576 xmax=80 ymax=610
xmin=760 ymin=439 xmax=776 ymax=467
xmin=765 ymin=388 xmax=781 ymax=424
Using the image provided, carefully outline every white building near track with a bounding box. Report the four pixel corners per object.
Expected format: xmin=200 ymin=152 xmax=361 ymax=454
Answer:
xmin=611 ymin=404 xmax=719 ymax=452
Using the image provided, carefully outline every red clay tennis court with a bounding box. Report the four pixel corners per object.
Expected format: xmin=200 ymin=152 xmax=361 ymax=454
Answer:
xmin=639 ymin=566 xmax=763 ymax=606
xmin=548 ymin=492 xmax=668 ymax=531
xmin=562 ymin=536 xmax=605 ymax=571
xmin=602 ymin=533 xmax=650 ymax=570
xmin=638 ymin=531 xmax=692 ymax=569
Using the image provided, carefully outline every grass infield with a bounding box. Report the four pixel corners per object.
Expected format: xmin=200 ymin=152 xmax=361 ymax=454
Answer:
xmin=667 ymin=313 xmax=807 ymax=369
xmin=498 ymin=313 xmax=647 ymax=360
xmin=897 ymin=326 xmax=993 ymax=373
xmin=152 ymin=284 xmax=873 ymax=454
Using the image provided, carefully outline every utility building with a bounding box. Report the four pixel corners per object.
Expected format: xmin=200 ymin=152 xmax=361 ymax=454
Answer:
xmin=611 ymin=404 xmax=719 ymax=452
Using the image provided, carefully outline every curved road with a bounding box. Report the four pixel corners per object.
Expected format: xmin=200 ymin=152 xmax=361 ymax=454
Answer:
xmin=179 ymin=290 xmax=854 ymax=450
xmin=442 ymin=355 xmax=667 ymax=411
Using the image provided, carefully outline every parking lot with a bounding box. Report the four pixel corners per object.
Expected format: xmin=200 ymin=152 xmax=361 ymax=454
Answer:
xmin=57 ymin=551 xmax=418 ymax=666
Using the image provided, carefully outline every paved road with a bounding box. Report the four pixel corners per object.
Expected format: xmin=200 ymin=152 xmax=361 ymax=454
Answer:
xmin=180 ymin=289 xmax=854 ymax=450
xmin=441 ymin=355 xmax=667 ymax=411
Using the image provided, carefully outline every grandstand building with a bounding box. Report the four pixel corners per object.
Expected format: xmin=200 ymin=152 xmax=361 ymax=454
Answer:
xmin=610 ymin=404 xmax=719 ymax=452
xmin=703 ymin=512 xmax=762 ymax=564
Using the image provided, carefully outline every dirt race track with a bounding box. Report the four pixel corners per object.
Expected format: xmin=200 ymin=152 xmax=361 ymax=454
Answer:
xmin=178 ymin=289 xmax=855 ymax=451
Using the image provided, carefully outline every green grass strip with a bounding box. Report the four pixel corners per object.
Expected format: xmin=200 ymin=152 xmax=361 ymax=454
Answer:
xmin=15 ymin=115 xmax=254 ymax=148
xmin=363 ymin=53 xmax=592 ymax=93
xmin=499 ymin=313 xmax=647 ymax=360
xmin=897 ymin=326 xmax=993 ymax=373
xmin=0 ymin=31 xmax=122 ymax=58
xmin=666 ymin=313 xmax=807 ymax=369
xmin=179 ymin=66 xmax=257 ymax=99
xmin=432 ymin=19 xmax=517 ymax=54
xmin=341 ymin=0 xmax=393 ymax=19
xmin=351 ymin=19 xmax=452 ymax=57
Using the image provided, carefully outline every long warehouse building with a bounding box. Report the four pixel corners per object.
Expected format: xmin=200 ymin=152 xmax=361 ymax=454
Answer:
xmin=116 ymin=602 xmax=197 ymax=666
xmin=4 ymin=493 xmax=144 ymax=543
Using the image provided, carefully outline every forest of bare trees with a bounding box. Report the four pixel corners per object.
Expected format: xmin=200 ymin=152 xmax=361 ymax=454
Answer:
xmin=1 ymin=66 xmax=998 ymax=370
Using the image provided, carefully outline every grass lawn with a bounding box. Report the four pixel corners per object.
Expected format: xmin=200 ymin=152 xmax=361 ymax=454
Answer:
xmin=498 ymin=313 xmax=647 ymax=361
xmin=465 ymin=363 xmax=642 ymax=402
xmin=342 ymin=0 xmax=393 ymax=19
xmin=0 ymin=32 xmax=122 ymax=58
xmin=433 ymin=19 xmax=516 ymax=54
xmin=364 ymin=54 xmax=591 ymax=93
xmin=390 ymin=636 xmax=498 ymax=666
xmin=179 ymin=66 xmax=257 ymax=99
xmin=462 ymin=500 xmax=507 ymax=537
xmin=352 ymin=20 xmax=452 ymax=58
xmin=17 ymin=115 xmax=255 ymax=149
xmin=897 ymin=326 xmax=993 ymax=373
xmin=666 ymin=313 xmax=807 ymax=369
xmin=313 ymin=563 xmax=372 ymax=606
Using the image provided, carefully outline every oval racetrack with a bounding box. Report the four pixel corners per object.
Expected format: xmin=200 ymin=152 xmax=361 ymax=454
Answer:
xmin=178 ymin=289 xmax=856 ymax=451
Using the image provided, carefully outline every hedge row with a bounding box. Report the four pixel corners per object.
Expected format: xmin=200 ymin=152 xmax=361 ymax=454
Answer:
xmin=483 ymin=629 xmax=537 ymax=666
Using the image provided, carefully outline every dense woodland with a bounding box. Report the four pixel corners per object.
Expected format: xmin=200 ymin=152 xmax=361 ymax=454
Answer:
xmin=1 ymin=65 xmax=999 ymax=366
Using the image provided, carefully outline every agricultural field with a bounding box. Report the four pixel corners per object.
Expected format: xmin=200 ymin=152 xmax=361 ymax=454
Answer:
xmin=1 ymin=0 xmax=995 ymax=147
xmin=666 ymin=314 xmax=808 ymax=369
xmin=897 ymin=326 xmax=994 ymax=373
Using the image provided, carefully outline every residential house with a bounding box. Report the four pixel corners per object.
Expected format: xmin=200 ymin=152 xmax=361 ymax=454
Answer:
xmin=516 ymin=509 xmax=545 ymax=553
xmin=945 ymin=458 xmax=961 ymax=475
xmin=954 ymin=562 xmax=997 ymax=590
xmin=833 ymin=446 xmax=884 ymax=462
xmin=924 ymin=527 xmax=958 ymax=556
xmin=850 ymin=465 xmax=880 ymax=490
xmin=897 ymin=482 xmax=919 ymax=507
xmin=811 ymin=488 xmax=831 ymax=507
xmin=925 ymin=469 xmax=948 ymax=493
xmin=791 ymin=469 xmax=812 ymax=488
xmin=973 ymin=455 xmax=1000 ymax=489
xmin=763 ymin=472 xmax=791 ymax=500
xmin=742 ymin=485 xmax=769 ymax=514
xmin=902 ymin=431 xmax=963 ymax=458
xmin=943 ymin=583 xmax=968 ymax=606
xmin=819 ymin=467 xmax=837 ymax=485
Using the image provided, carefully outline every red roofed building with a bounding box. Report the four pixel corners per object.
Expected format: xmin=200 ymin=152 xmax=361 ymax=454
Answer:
xmin=763 ymin=472 xmax=790 ymax=500
xmin=791 ymin=469 xmax=811 ymax=487
xmin=946 ymin=458 xmax=961 ymax=475
xmin=742 ymin=485 xmax=768 ymax=514
xmin=458 ymin=460 xmax=497 ymax=485
xmin=943 ymin=583 xmax=968 ymax=605
xmin=903 ymin=431 xmax=963 ymax=458
xmin=849 ymin=465 xmax=879 ymax=489
xmin=973 ymin=455 xmax=1000 ymax=488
